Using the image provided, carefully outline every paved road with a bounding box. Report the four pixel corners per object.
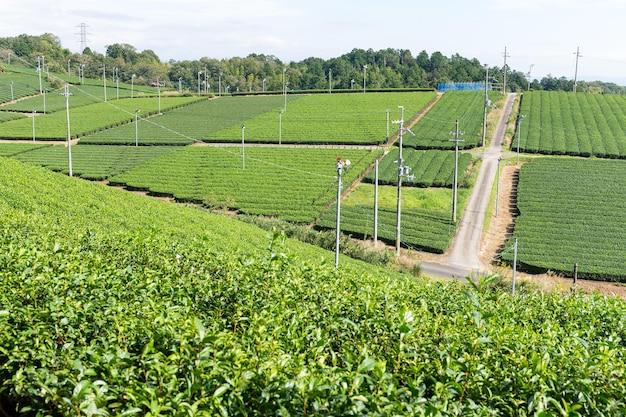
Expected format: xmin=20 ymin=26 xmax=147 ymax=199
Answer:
xmin=421 ymin=93 xmax=516 ymax=280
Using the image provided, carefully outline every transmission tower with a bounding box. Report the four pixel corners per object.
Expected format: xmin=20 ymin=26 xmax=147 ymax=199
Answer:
xmin=75 ymin=23 xmax=90 ymax=53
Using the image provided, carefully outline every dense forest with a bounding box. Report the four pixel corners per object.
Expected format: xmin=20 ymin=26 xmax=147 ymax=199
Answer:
xmin=1 ymin=33 xmax=624 ymax=94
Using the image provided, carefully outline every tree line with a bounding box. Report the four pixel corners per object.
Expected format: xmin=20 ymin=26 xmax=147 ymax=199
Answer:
xmin=1 ymin=33 xmax=624 ymax=94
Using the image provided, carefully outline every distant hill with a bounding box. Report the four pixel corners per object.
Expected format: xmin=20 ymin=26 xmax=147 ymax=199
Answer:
xmin=2 ymin=33 xmax=624 ymax=94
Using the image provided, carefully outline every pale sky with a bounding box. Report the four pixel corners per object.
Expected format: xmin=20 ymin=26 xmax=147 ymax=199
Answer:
xmin=3 ymin=0 xmax=626 ymax=84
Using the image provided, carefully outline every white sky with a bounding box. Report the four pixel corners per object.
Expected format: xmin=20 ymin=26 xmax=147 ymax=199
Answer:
xmin=3 ymin=0 xmax=626 ymax=84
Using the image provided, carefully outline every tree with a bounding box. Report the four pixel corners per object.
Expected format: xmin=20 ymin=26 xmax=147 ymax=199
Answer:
xmin=11 ymin=34 xmax=36 ymax=57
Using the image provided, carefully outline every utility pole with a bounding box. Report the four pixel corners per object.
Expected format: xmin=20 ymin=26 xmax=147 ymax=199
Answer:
xmin=393 ymin=105 xmax=415 ymax=256
xmin=573 ymin=46 xmax=582 ymax=93
xmin=512 ymin=238 xmax=518 ymax=295
xmin=449 ymin=120 xmax=465 ymax=223
xmin=482 ymin=64 xmax=488 ymax=147
xmin=502 ymin=47 xmax=510 ymax=94
xmin=62 ymin=84 xmax=73 ymax=177
xmin=37 ymin=56 xmax=42 ymax=94
xmin=335 ymin=158 xmax=347 ymax=269
xmin=278 ymin=110 xmax=284 ymax=145
xmin=241 ymin=124 xmax=246 ymax=170
xmin=102 ymin=62 xmax=107 ymax=102
xmin=135 ymin=109 xmax=140 ymax=146
xmin=363 ymin=64 xmax=367 ymax=93
xmin=282 ymin=68 xmax=287 ymax=111
xmin=328 ymin=68 xmax=332 ymax=93
xmin=157 ymin=77 xmax=161 ymax=114
xmin=526 ymin=64 xmax=535 ymax=91
xmin=373 ymin=159 xmax=379 ymax=248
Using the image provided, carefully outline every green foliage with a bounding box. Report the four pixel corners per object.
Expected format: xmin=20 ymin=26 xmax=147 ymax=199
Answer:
xmin=1 ymin=84 xmax=152 ymax=114
xmin=109 ymin=146 xmax=381 ymax=223
xmin=0 ymin=96 xmax=202 ymax=140
xmin=0 ymin=143 xmax=50 ymax=157
xmin=318 ymin=203 xmax=459 ymax=254
xmin=10 ymin=144 xmax=177 ymax=179
xmin=403 ymin=91 xmax=499 ymax=149
xmin=502 ymin=158 xmax=626 ymax=281
xmin=238 ymin=214 xmax=393 ymax=266
xmin=2 ymin=158 xmax=626 ymax=415
xmin=0 ymin=111 xmax=25 ymax=122
xmin=0 ymin=68 xmax=44 ymax=103
xmin=80 ymin=95 xmax=288 ymax=145
xmin=365 ymin=148 xmax=474 ymax=188
xmin=517 ymin=91 xmax=626 ymax=158
xmin=208 ymin=92 xmax=437 ymax=145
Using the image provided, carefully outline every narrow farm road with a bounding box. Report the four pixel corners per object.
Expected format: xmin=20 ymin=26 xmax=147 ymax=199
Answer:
xmin=421 ymin=93 xmax=516 ymax=278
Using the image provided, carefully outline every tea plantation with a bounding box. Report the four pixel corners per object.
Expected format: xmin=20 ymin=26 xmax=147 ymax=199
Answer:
xmin=2 ymin=157 xmax=626 ymax=415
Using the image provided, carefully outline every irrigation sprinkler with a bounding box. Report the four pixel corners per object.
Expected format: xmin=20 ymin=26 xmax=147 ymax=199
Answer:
xmin=131 ymin=74 xmax=136 ymax=98
xmin=10 ymin=81 xmax=14 ymax=101
xmin=262 ymin=78 xmax=266 ymax=92
xmin=178 ymin=77 xmax=182 ymax=93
